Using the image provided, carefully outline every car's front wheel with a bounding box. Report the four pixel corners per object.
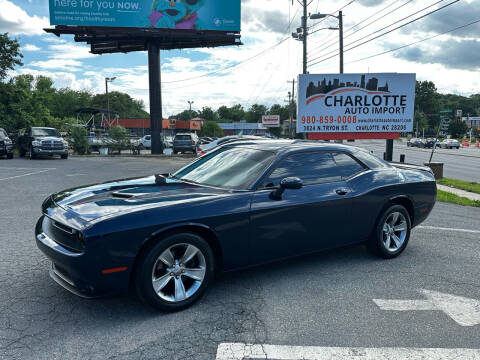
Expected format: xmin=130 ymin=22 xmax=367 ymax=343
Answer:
xmin=135 ymin=232 xmax=215 ymax=311
xmin=367 ymin=204 xmax=411 ymax=259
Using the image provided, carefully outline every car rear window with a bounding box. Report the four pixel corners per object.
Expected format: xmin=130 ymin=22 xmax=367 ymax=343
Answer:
xmin=353 ymin=150 xmax=390 ymax=169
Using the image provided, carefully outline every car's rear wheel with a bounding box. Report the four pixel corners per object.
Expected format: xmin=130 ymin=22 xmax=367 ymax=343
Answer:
xmin=61 ymin=154 xmax=68 ymax=159
xmin=367 ymin=204 xmax=411 ymax=259
xmin=135 ymin=232 xmax=214 ymax=311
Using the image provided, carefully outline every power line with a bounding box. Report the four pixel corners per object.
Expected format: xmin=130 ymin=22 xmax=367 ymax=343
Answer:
xmin=163 ymin=6 xmax=301 ymax=85
xmin=308 ymin=0 xmax=448 ymax=63
xmin=309 ymin=0 xmax=412 ymax=56
xmin=347 ymin=18 xmax=480 ymax=64
xmin=308 ymin=0 xmax=459 ymax=67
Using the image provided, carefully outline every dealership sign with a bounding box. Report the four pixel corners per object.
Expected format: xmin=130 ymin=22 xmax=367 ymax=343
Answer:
xmin=262 ymin=115 xmax=280 ymax=128
xmin=297 ymin=73 xmax=416 ymax=133
xmin=49 ymin=0 xmax=241 ymax=32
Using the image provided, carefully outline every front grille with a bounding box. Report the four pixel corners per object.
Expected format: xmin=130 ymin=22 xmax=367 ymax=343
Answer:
xmin=42 ymin=217 xmax=85 ymax=253
xmin=41 ymin=140 xmax=64 ymax=150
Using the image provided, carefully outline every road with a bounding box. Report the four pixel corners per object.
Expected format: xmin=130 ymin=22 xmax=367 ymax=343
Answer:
xmin=0 ymin=156 xmax=479 ymax=360
xmin=352 ymin=140 xmax=480 ymax=182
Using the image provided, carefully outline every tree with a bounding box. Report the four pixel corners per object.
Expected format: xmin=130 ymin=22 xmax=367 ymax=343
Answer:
xmin=70 ymin=126 xmax=90 ymax=155
xmin=109 ymin=126 xmax=129 ymax=153
xmin=197 ymin=106 xmax=217 ymax=122
xmin=246 ymin=104 xmax=267 ymax=123
xmin=90 ymin=92 xmax=149 ymax=119
xmin=415 ymin=81 xmax=440 ymax=131
xmin=448 ymin=120 xmax=468 ymax=139
xmin=199 ymin=121 xmax=223 ymax=137
xmin=217 ymin=104 xmax=245 ymax=122
xmin=171 ymin=109 xmax=198 ymax=121
xmin=0 ymin=33 xmax=23 ymax=80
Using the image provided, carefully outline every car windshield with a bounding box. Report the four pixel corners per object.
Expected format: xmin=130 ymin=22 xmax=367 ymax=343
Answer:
xmin=0 ymin=129 xmax=6 ymax=139
xmin=171 ymin=147 xmax=275 ymax=190
xmin=32 ymin=128 xmax=60 ymax=137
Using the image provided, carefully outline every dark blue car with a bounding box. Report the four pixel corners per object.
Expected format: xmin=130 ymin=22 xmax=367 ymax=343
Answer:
xmin=36 ymin=140 xmax=437 ymax=311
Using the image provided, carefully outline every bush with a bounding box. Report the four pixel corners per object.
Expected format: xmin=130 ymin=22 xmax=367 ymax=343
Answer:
xmin=70 ymin=126 xmax=90 ymax=155
xmin=109 ymin=126 xmax=128 ymax=154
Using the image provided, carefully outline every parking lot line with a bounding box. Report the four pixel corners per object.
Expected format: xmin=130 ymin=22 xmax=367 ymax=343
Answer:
xmin=216 ymin=343 xmax=480 ymax=360
xmin=416 ymin=226 xmax=480 ymax=234
xmin=0 ymin=169 xmax=54 ymax=181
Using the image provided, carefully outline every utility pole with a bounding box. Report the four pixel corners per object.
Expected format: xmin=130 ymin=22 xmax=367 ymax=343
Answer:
xmin=302 ymin=0 xmax=307 ymax=74
xmin=148 ymin=42 xmax=163 ymax=155
xmin=287 ymin=78 xmax=296 ymax=138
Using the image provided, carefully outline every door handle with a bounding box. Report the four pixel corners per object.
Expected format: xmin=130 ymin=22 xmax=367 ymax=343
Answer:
xmin=335 ymin=188 xmax=349 ymax=196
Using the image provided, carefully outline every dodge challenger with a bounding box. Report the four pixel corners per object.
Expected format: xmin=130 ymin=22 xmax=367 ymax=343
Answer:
xmin=36 ymin=140 xmax=436 ymax=311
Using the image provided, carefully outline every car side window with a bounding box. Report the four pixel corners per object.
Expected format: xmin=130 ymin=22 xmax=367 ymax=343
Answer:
xmin=332 ymin=152 xmax=365 ymax=179
xmin=262 ymin=152 xmax=341 ymax=188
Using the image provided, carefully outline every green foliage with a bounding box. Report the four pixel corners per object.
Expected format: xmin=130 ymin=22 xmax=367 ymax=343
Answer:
xmin=0 ymin=33 xmax=23 ymax=80
xmin=70 ymin=126 xmax=90 ymax=155
xmin=448 ymin=120 xmax=468 ymax=138
xmin=246 ymin=104 xmax=267 ymax=123
xmin=90 ymin=91 xmax=149 ymax=118
xmin=199 ymin=121 xmax=223 ymax=137
xmin=437 ymin=178 xmax=480 ymax=195
xmin=197 ymin=106 xmax=217 ymax=122
xmin=108 ymin=126 xmax=128 ymax=154
xmin=437 ymin=190 xmax=480 ymax=208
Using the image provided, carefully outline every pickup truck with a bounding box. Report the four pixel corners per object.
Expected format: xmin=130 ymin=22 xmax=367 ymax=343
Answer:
xmin=0 ymin=128 xmax=14 ymax=159
xmin=17 ymin=127 xmax=69 ymax=159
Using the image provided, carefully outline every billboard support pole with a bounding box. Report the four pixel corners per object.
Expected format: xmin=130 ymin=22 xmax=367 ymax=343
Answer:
xmin=386 ymin=139 xmax=393 ymax=162
xmin=148 ymin=41 xmax=163 ymax=155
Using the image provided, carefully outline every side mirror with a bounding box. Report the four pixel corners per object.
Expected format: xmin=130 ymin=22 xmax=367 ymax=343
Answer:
xmin=270 ymin=177 xmax=303 ymax=200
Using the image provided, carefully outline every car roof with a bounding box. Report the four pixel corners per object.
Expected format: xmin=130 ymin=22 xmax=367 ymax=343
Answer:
xmin=32 ymin=127 xmax=56 ymax=130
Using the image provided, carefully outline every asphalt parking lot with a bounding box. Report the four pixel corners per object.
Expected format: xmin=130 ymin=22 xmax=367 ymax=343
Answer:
xmin=1 ymin=156 xmax=479 ymax=360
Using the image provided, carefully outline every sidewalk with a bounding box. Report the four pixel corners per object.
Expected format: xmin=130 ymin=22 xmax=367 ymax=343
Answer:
xmin=437 ymin=184 xmax=480 ymax=201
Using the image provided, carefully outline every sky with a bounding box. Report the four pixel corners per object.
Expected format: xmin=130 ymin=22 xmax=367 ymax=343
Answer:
xmin=1 ymin=0 xmax=479 ymax=116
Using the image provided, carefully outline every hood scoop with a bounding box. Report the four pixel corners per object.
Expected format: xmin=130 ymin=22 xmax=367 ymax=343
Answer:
xmin=111 ymin=192 xmax=135 ymax=199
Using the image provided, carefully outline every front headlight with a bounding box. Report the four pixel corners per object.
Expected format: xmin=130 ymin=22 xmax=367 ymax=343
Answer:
xmin=4 ymin=139 xmax=12 ymax=145
xmin=32 ymin=140 xmax=41 ymax=147
xmin=62 ymin=141 xmax=68 ymax=148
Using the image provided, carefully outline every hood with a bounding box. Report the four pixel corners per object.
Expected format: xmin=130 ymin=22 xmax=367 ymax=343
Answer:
xmin=34 ymin=136 xmax=63 ymax=142
xmin=51 ymin=176 xmax=229 ymax=222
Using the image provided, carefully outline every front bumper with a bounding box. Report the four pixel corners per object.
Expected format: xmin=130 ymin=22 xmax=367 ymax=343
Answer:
xmin=35 ymin=216 xmax=129 ymax=298
xmin=0 ymin=144 xmax=13 ymax=155
xmin=33 ymin=147 xmax=68 ymax=156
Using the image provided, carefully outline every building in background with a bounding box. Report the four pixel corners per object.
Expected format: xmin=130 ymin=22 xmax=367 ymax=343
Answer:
xmin=218 ymin=122 xmax=268 ymax=136
xmin=116 ymin=118 xmax=202 ymax=137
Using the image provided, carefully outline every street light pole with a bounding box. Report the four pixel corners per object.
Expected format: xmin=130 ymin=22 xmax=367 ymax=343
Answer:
xmin=339 ymin=11 xmax=344 ymax=74
xmin=302 ymin=0 xmax=307 ymax=74
xmin=188 ymin=100 xmax=194 ymax=120
xmin=105 ymin=77 xmax=116 ymax=126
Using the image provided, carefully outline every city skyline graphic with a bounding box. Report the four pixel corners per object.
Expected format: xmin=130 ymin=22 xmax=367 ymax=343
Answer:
xmin=306 ymin=74 xmax=390 ymax=99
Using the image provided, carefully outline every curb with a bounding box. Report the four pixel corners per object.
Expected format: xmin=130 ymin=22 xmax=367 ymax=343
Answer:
xmin=70 ymin=154 xmax=195 ymax=159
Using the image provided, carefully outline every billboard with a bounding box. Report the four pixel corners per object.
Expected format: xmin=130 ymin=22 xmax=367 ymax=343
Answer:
xmin=297 ymin=73 xmax=416 ymax=133
xmin=49 ymin=0 xmax=241 ymax=32
xmin=262 ymin=115 xmax=280 ymax=128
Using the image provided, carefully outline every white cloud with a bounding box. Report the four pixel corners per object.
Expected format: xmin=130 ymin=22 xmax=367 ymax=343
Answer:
xmin=29 ymin=59 xmax=84 ymax=71
xmin=0 ymin=0 xmax=49 ymax=35
xmin=23 ymin=44 xmax=40 ymax=51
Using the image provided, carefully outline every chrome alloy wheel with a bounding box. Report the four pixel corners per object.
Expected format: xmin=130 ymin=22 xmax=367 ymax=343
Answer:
xmin=151 ymin=243 xmax=206 ymax=303
xmin=382 ymin=212 xmax=408 ymax=252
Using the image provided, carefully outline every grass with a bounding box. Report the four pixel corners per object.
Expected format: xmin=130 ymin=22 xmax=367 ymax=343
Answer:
xmin=437 ymin=177 xmax=480 ymax=195
xmin=437 ymin=190 xmax=480 ymax=207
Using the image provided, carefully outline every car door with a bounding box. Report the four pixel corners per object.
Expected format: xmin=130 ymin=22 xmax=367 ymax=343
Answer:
xmin=249 ymin=151 xmax=354 ymax=265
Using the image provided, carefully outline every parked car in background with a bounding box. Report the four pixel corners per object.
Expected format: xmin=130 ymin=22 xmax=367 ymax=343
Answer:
xmin=173 ymin=133 xmax=199 ymax=154
xmin=421 ymin=138 xmax=437 ymax=148
xmin=407 ymin=138 xmax=423 ymax=147
xmin=0 ymin=128 xmax=14 ymax=159
xmin=18 ymin=127 xmax=68 ymax=159
xmin=440 ymin=139 xmax=460 ymax=149
xmin=200 ymin=135 xmax=266 ymax=154
xmin=35 ymin=140 xmax=436 ymax=311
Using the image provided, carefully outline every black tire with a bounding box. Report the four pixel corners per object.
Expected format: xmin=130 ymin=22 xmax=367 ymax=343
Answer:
xmin=134 ymin=232 xmax=215 ymax=312
xmin=139 ymin=144 xmax=144 ymax=150
xmin=29 ymin=147 xmax=36 ymax=159
xmin=7 ymin=153 xmax=13 ymax=159
xmin=173 ymin=149 xmax=178 ymax=154
xmin=61 ymin=154 xmax=68 ymax=159
xmin=367 ymin=204 xmax=411 ymax=259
